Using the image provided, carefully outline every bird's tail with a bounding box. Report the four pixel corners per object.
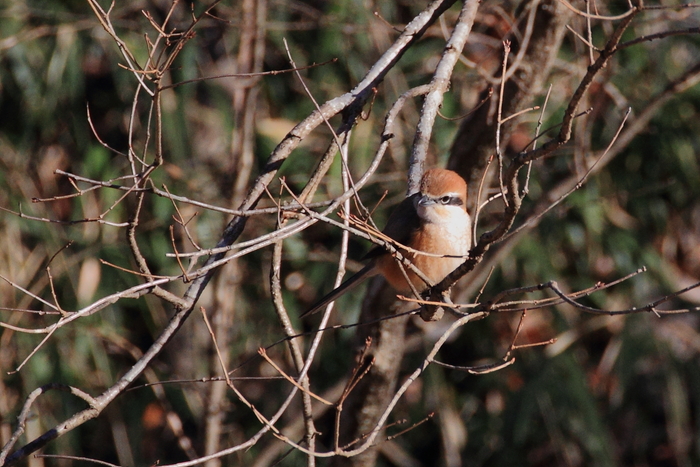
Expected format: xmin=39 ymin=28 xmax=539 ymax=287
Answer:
xmin=300 ymin=264 xmax=377 ymax=318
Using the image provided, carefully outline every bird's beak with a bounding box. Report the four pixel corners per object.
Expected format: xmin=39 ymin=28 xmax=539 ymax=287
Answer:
xmin=417 ymin=194 xmax=435 ymax=207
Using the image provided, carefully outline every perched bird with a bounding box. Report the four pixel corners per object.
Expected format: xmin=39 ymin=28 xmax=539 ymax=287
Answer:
xmin=302 ymin=168 xmax=471 ymax=317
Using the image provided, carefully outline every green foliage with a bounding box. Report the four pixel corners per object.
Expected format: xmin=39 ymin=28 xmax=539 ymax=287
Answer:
xmin=1 ymin=1 xmax=700 ymax=466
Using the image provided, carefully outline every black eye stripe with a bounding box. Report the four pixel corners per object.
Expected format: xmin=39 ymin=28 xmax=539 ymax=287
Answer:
xmin=433 ymin=195 xmax=463 ymax=206
xmin=420 ymin=192 xmax=465 ymax=206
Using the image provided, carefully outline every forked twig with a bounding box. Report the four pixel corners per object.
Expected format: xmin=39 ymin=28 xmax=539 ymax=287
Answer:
xmin=258 ymin=348 xmax=333 ymax=406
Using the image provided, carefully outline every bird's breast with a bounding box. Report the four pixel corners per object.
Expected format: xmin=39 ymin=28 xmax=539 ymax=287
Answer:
xmin=376 ymin=211 xmax=471 ymax=294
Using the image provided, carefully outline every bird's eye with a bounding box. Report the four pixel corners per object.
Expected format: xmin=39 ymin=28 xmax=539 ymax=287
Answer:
xmin=440 ymin=196 xmax=451 ymax=204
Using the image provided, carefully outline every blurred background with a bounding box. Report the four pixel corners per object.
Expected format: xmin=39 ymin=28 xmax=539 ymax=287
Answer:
xmin=1 ymin=1 xmax=699 ymax=466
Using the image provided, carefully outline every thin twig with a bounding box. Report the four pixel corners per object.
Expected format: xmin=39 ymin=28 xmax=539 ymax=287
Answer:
xmin=558 ymin=0 xmax=637 ymax=20
xmin=495 ymin=40 xmax=511 ymax=207
xmin=258 ymin=349 xmax=333 ymax=406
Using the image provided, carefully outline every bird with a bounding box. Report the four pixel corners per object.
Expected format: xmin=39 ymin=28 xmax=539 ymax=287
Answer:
xmin=301 ymin=168 xmax=471 ymax=318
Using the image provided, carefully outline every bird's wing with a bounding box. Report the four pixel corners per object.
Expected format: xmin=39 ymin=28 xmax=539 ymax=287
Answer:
xmin=362 ymin=193 xmax=421 ymax=261
xmin=301 ymin=193 xmax=420 ymax=318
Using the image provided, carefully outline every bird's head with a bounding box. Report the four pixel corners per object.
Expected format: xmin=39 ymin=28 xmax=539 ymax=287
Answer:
xmin=414 ymin=169 xmax=468 ymax=224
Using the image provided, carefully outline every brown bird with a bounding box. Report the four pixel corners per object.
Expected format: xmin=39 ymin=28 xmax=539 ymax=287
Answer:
xmin=302 ymin=168 xmax=471 ymax=317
